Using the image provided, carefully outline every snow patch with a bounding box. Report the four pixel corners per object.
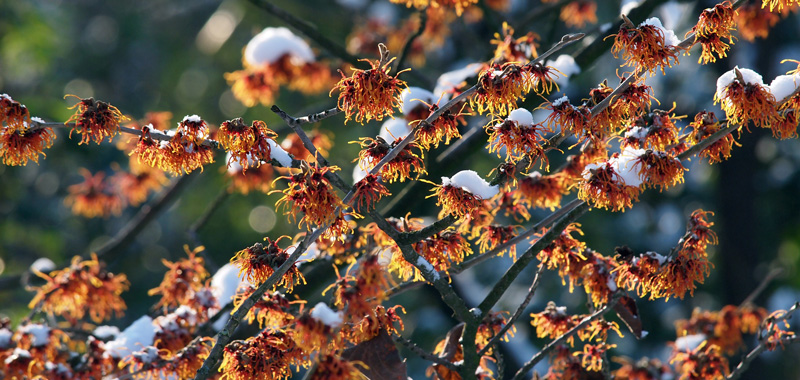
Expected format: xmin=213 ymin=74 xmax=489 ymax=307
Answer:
xmin=507 ymin=108 xmax=534 ymax=127
xmin=310 ymin=302 xmax=343 ymax=327
xmin=716 ymin=67 xmax=765 ymax=99
xmin=400 ymin=87 xmax=436 ymax=115
xmin=19 ymin=324 xmax=50 ymax=347
xmin=545 ymin=55 xmax=580 ymax=87
xmin=769 ymin=74 xmax=800 ymax=101
xmin=211 ymin=263 xmax=245 ymax=308
xmin=441 ymin=170 xmax=499 ymax=199
xmin=379 ymin=118 xmax=411 ymax=141
xmin=104 ymin=316 xmax=156 ymax=358
xmin=182 ymin=115 xmax=203 ymax=123
xmin=434 ymin=63 xmax=483 ymax=101
xmin=4 ymin=348 xmax=31 ymax=364
xmin=30 ymin=258 xmax=56 ymax=274
xmin=244 ymin=27 xmax=315 ymax=67
xmin=93 ymin=325 xmax=120 ymax=339
xmin=0 ymin=328 xmax=12 ymax=348
xmin=268 ymin=139 xmax=293 ymax=167
xmin=415 ymin=256 xmax=440 ymax=281
xmin=674 ymin=334 xmax=706 ymax=351
xmin=552 ymin=95 xmax=569 ymax=107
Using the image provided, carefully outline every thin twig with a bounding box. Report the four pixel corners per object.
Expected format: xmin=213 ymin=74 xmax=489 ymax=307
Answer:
xmin=477 ymin=264 xmax=545 ymax=357
xmin=740 ymin=268 xmax=784 ymax=307
xmin=394 ymin=335 xmax=458 ymax=370
xmin=728 ymin=302 xmax=800 ymax=380
xmin=511 ymin=294 xmax=621 ymax=380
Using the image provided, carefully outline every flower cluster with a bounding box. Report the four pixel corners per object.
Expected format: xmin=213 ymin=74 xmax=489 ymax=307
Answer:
xmin=428 ymin=170 xmax=499 ymax=219
xmin=389 ymin=0 xmax=478 ymax=17
xmin=219 ymin=330 xmax=306 ymax=380
xmin=688 ymin=1 xmax=737 ymax=64
xmin=610 ymin=17 xmax=681 ymax=75
xmin=355 ymin=136 xmax=426 ymax=183
xmin=64 ymin=168 xmax=125 ymax=218
xmin=66 ymin=96 xmax=129 ymax=145
xmin=233 ymin=285 xmax=301 ymax=329
xmin=148 ymin=245 xmax=210 ymax=312
xmin=490 ymin=22 xmax=539 ymax=63
xmin=29 ymin=254 xmax=129 ymax=324
xmin=331 ymin=55 xmax=407 ymax=124
xmin=714 ymin=67 xmax=778 ymax=130
xmin=674 ymin=304 xmax=767 ymax=354
xmin=1 ymin=95 xmax=56 ymax=166
xmin=274 ymin=162 xmax=347 ymax=238
xmin=486 ymin=108 xmax=550 ymax=167
xmin=231 ymin=237 xmax=307 ymax=292
xmin=578 ymin=152 xmax=644 ymax=212
xmin=217 ymin=118 xmax=278 ymax=170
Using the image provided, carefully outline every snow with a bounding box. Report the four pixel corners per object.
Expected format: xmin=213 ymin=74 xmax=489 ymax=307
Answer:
xmin=45 ymin=362 xmax=72 ymax=375
xmin=4 ymin=348 xmax=31 ymax=364
xmin=0 ymin=328 xmax=12 ymax=348
xmin=31 ymin=116 xmax=45 ymax=124
xmin=640 ymin=330 xmax=649 ymax=338
xmin=624 ymin=126 xmax=649 ymax=140
xmin=30 ymin=257 xmax=55 ymax=273
xmin=268 ymin=139 xmax=293 ymax=167
xmin=554 ymin=305 xmax=568 ymax=316
xmin=243 ymin=27 xmax=315 ymax=67
xmin=716 ymin=67 xmax=765 ymax=99
xmin=441 ymin=170 xmax=499 ymax=199
xmin=621 ymin=0 xmax=642 ymax=15
xmin=400 ymin=87 xmax=436 ymax=115
xmin=552 ymin=95 xmax=569 ymax=108
xmin=433 ymin=62 xmax=483 ymax=100
xmin=674 ymin=333 xmax=706 ymax=351
xmin=528 ymin=171 xmax=543 ymax=180
xmin=104 ymin=316 xmax=156 ymax=358
xmin=132 ymin=346 xmax=160 ymax=363
xmin=613 ymin=147 xmax=647 ymax=187
xmin=182 ymin=115 xmax=203 ymax=123
xmin=367 ymin=1 xmax=398 ymax=24
xmin=211 ymin=263 xmax=246 ymax=308
xmin=769 ymin=74 xmax=800 ymax=101
xmin=545 ymin=55 xmax=580 ymax=87
xmin=19 ymin=324 xmax=50 ymax=347
xmin=507 ymin=108 xmax=534 ymax=127
xmin=606 ymin=273 xmax=618 ymax=291
xmin=292 ymin=243 xmax=320 ymax=266
xmin=377 ymin=248 xmax=393 ymax=267
xmin=640 ymin=17 xmax=680 ymax=46
xmin=93 ymin=325 xmax=120 ymax=339
xmin=415 ymin=256 xmax=440 ymax=281
xmin=310 ymin=302 xmax=343 ymax=327
xmin=379 ymin=118 xmax=412 ymax=141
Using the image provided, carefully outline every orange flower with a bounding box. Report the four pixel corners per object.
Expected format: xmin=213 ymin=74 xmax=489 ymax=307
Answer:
xmin=491 ymin=22 xmax=539 ymax=63
xmin=310 ymin=354 xmax=366 ymax=380
xmin=580 ymin=252 xmax=620 ymax=307
xmin=610 ymin=17 xmax=681 ymax=76
xmin=714 ymin=67 xmax=778 ymax=130
xmin=65 ymin=96 xmax=129 ymax=145
xmin=486 ymin=108 xmax=549 ymax=166
xmin=390 ymin=0 xmax=478 ymax=17
xmin=0 ymin=93 xmax=31 ymax=132
xmin=633 ymin=150 xmax=687 ymax=191
xmin=574 ymin=343 xmax=615 ymax=372
xmin=29 ymin=254 xmax=129 ymax=324
xmin=226 ymin=68 xmax=280 ymax=107
xmin=688 ymin=111 xmax=740 ymax=164
xmin=470 ymin=63 xmax=533 ymax=116
xmin=543 ymin=96 xmax=591 ymax=139
xmin=734 ymin=4 xmax=780 ymax=41
xmin=475 ymin=224 xmax=519 ymax=259
xmin=762 ymin=309 xmax=797 ymax=350
xmin=219 ymin=330 xmax=306 ymax=380
xmin=0 ymin=121 xmax=56 ymax=166
xmin=578 ymin=158 xmax=643 ymax=212
xmin=355 ymin=136 xmax=426 ymax=183
xmin=231 ymin=237 xmax=307 ymax=292
xmin=349 ymin=305 xmax=405 ymax=344
xmin=515 ymin=171 xmax=567 ymax=211
xmin=670 ymin=342 xmax=729 ymax=380
xmin=280 ymin=129 xmax=333 ymax=162
xmin=352 ymin=173 xmax=391 ymax=213
xmin=218 ymin=118 xmax=279 ymax=170
xmin=560 ymin=1 xmax=598 ymax=29
xmin=476 ymin=312 xmax=515 ymax=354
xmin=273 ymin=162 xmax=344 ymax=232
xmin=530 ymin=302 xmax=581 ymax=344
xmin=160 ymin=131 xmax=216 ymax=175
xmin=113 ymin=157 xmax=169 ymax=206
xmin=412 ymin=103 xmax=465 ymax=150
xmin=232 ymin=285 xmax=301 ymax=329
xmin=612 ymin=76 xmax=658 ymax=122
xmin=428 ymin=170 xmax=499 ymax=219
xmin=537 ymin=224 xmax=591 ymax=292
xmin=226 ymin=156 xmax=275 ymax=195
xmin=622 ymin=110 xmax=681 ymax=151
xmin=762 ymin=0 xmax=800 ymax=11
xmin=330 ymin=54 xmax=407 ymax=124
xmin=612 ymin=357 xmax=672 ymax=380
xmin=148 ymin=245 xmax=209 ymax=312
xmin=688 ymin=1 xmax=737 ymax=64
xmin=293 ymin=303 xmax=344 ymax=353
xmin=64 ymin=168 xmax=125 ymax=218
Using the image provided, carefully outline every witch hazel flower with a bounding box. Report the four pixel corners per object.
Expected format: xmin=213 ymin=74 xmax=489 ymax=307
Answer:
xmin=714 ymin=67 xmax=779 ymax=130
xmin=428 ymin=170 xmax=499 ymax=219
xmin=687 ymin=1 xmax=737 ymax=64
xmin=578 ymin=147 xmax=646 ymax=211
xmin=611 ymin=16 xmax=681 ymax=76
xmin=486 ymin=108 xmax=549 ymax=166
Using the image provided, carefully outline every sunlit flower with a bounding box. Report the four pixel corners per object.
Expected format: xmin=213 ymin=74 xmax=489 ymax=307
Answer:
xmin=486 ymin=109 xmax=549 ymax=166
xmin=612 ymin=357 xmax=672 ymax=380
xmin=538 ymin=225 xmax=591 ymax=292
xmin=355 ymin=136 xmax=427 ymax=183
xmin=352 ymin=174 xmax=391 ymax=213
xmin=688 ymin=111 xmax=740 ymax=164
xmin=734 ymin=4 xmax=780 ymax=41
xmin=331 ymin=54 xmax=407 ymax=124
xmin=413 ymin=103 xmax=466 ymax=150
xmin=232 ymin=285 xmax=300 ymax=329
xmin=113 ymin=157 xmax=169 ymax=206
xmin=390 ymin=0 xmax=478 ymax=17
xmin=574 ymin=343 xmax=615 ymax=372
xmin=610 ymin=17 xmax=681 ymax=76
xmin=0 ymin=122 xmax=56 ymax=166
xmin=762 ymin=0 xmax=800 ymax=11
xmin=0 ymin=93 xmax=31 ymax=132
xmin=148 ymin=245 xmax=209 ymax=312
xmin=65 ymin=96 xmax=129 ymax=145
xmin=622 ymin=110 xmax=681 ymax=151
xmin=273 ymin=162 xmax=345 ymax=232
xmin=632 ymin=150 xmax=687 ymax=191
xmin=530 ymin=302 xmax=581 ymax=344
xmin=578 ymin=157 xmax=643 ymax=212
xmin=560 ymin=1 xmax=598 ymax=28
xmin=29 ymin=254 xmax=129 ymax=324
xmin=163 ymin=336 xmax=214 ymax=379
xmin=280 ymin=129 xmax=333 ymax=162
xmin=688 ymin=1 xmax=737 ymax=64
xmin=160 ymin=131 xmax=216 ymax=175
xmin=543 ymin=96 xmax=591 ymax=139
xmin=515 ymin=171 xmax=567 ymax=211
xmin=349 ymin=305 xmax=405 ymax=344
xmin=714 ymin=67 xmax=779 ymax=130
xmin=218 ymin=118 xmax=278 ymax=170
xmin=579 ymin=252 xmax=620 ymax=307
xmin=762 ymin=309 xmax=797 ymax=350
xmin=231 ymin=237 xmax=307 ymax=292
xmin=293 ymin=304 xmax=344 ymax=353
xmin=470 ymin=63 xmax=533 ymax=116
xmin=476 ymin=312 xmax=514 ymax=354
xmin=310 ymin=354 xmax=366 ymax=380
xmin=562 ymin=140 xmax=609 ymax=180
xmin=612 ymin=76 xmax=659 ymax=123
xmin=64 ymin=168 xmax=125 ymax=218
xmin=475 ymin=224 xmax=519 ymax=259
xmin=491 ymin=22 xmax=539 ymax=63
xmin=670 ymin=342 xmax=729 ymax=380
xmin=219 ymin=330 xmax=306 ymax=380
xmin=428 ymin=170 xmax=499 ymax=219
